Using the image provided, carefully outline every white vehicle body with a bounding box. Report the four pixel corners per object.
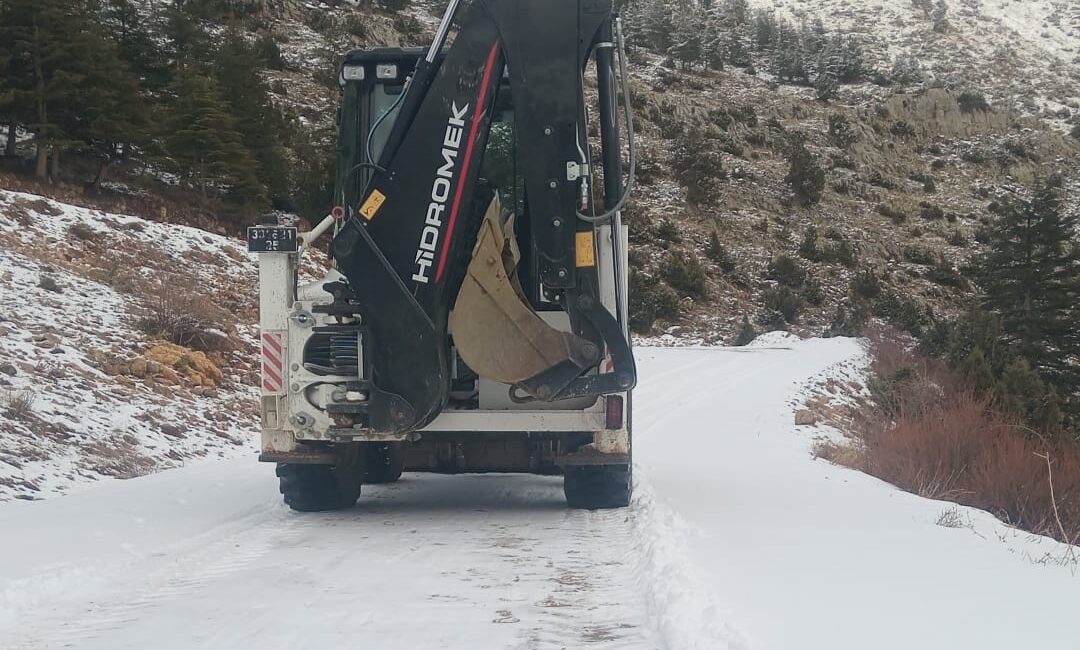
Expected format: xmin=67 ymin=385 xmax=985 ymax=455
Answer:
xmin=255 ymin=219 xmax=630 ymax=473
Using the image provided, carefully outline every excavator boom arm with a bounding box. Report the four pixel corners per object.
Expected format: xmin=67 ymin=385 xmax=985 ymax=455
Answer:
xmin=331 ymin=0 xmax=636 ymax=434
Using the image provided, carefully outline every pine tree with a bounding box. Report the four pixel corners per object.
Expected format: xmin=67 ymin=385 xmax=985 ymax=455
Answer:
xmin=669 ymin=8 xmax=704 ymax=70
xmin=3 ymin=0 xmax=89 ymax=178
xmin=980 ymin=175 xmax=1080 ymax=424
xmin=932 ymin=0 xmax=949 ymax=33
xmin=772 ymin=21 xmax=808 ymax=83
xmin=214 ymin=32 xmax=289 ymax=203
xmin=701 ymin=5 xmax=726 ymax=70
xmin=640 ymin=0 xmax=676 ymax=54
xmin=734 ymin=315 xmax=757 ymax=346
xmin=753 ymin=9 xmax=777 ymax=49
xmin=784 ymin=137 xmax=825 ymax=206
xmin=802 ymin=18 xmax=828 ymax=61
xmin=100 ymin=0 xmax=171 ymax=94
xmin=0 ymin=0 xmax=21 ymax=157
xmin=0 ymin=0 xmax=144 ymax=180
xmin=995 ymin=358 xmax=1065 ymax=438
xmin=706 ymin=231 xmax=736 ymax=272
xmin=890 ymin=55 xmax=925 ymax=86
xmin=70 ymin=33 xmax=149 ymax=189
xmin=815 ymin=72 xmax=838 ymax=101
xmin=911 ymin=0 xmax=931 ymax=15
xmin=726 ymin=29 xmax=751 ymax=67
xmin=818 ymin=35 xmax=864 ymax=83
xmin=163 ymin=1 xmax=213 ymax=69
xmin=165 ymin=70 xmax=265 ymax=205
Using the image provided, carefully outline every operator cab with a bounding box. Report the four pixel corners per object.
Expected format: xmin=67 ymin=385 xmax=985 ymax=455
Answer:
xmin=336 ymin=48 xmax=519 ymax=223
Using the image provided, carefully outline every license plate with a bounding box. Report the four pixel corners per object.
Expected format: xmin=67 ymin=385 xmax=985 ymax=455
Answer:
xmin=247 ymin=226 xmax=298 ymax=253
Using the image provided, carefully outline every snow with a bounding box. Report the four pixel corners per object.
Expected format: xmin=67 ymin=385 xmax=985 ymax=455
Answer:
xmin=1 ymin=339 xmax=1076 ymax=649
xmin=754 ymin=0 xmax=1080 ymax=128
xmin=0 ymin=189 xmax=260 ymax=500
xmin=634 ymin=342 xmax=1078 ymax=650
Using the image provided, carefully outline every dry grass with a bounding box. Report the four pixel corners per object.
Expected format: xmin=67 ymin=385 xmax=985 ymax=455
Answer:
xmin=78 ymin=436 xmax=157 ymax=479
xmin=811 ymin=438 xmax=864 ymax=468
xmin=828 ymin=327 xmax=1080 ymax=547
xmin=66 ymin=222 xmax=96 ymax=241
xmin=1 ymin=389 xmax=35 ymax=420
xmin=936 ymin=506 xmax=967 ymax=529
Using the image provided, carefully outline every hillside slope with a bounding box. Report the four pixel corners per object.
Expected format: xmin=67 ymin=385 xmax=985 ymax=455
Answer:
xmin=3 ymin=0 xmax=1076 ymax=346
xmin=0 ymin=190 xmax=262 ymax=500
xmin=620 ymin=0 xmax=1079 ymax=341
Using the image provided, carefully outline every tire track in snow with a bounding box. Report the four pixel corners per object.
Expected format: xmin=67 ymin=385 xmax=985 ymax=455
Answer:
xmin=496 ymin=508 xmax=650 ymax=649
xmin=10 ymin=506 xmax=304 ymax=649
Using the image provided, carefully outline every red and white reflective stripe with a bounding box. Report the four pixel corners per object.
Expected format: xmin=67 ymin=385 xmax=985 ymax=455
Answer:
xmin=261 ymin=331 xmax=286 ymax=394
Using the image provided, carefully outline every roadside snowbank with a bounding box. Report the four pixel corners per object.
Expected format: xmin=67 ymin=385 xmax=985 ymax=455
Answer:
xmin=635 ymin=340 xmax=1077 ymax=650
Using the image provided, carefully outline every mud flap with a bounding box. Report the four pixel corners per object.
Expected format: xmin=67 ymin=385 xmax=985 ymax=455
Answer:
xmin=450 ymin=199 xmax=599 ymax=391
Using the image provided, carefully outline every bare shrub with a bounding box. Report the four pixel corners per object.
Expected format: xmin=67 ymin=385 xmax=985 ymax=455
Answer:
xmin=66 ymin=222 xmax=96 ymax=241
xmin=936 ymin=506 xmax=966 ymax=528
xmin=135 ymin=272 xmax=234 ymax=352
xmin=854 ymin=327 xmax=1080 ymax=544
xmin=863 ymin=392 xmax=996 ymax=500
xmin=1 ymin=389 xmax=35 ymax=419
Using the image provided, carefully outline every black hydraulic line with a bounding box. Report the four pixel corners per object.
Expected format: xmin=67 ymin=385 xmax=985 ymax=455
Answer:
xmin=373 ymin=0 xmax=463 ymax=170
xmin=594 ymin=19 xmax=628 ymax=333
xmin=595 ymin=21 xmax=622 ymax=209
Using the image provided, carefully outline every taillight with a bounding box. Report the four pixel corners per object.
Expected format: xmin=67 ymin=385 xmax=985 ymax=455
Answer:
xmin=605 ymin=395 xmax=624 ymax=430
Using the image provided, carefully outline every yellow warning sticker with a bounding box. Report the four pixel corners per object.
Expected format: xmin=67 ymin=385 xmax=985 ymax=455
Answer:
xmin=359 ymin=190 xmax=387 ymax=221
xmin=575 ymin=231 xmax=596 ymax=268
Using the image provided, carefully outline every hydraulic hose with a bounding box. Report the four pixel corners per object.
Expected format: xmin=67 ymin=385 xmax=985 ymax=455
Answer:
xmin=366 ymin=78 xmax=412 ymax=168
xmin=576 ymin=16 xmax=636 ymax=224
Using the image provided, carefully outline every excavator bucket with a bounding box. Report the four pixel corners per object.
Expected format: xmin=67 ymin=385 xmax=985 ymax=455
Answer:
xmin=450 ymin=198 xmax=581 ymax=385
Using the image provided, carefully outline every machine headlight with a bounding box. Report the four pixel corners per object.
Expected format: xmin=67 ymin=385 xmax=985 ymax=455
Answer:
xmin=342 ymin=64 xmax=366 ymax=81
xmin=376 ymin=63 xmax=398 ymax=79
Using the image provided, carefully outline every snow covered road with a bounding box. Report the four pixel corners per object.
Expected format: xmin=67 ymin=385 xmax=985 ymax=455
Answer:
xmin=0 ymin=465 xmax=654 ymax=649
xmin=2 ymin=340 xmax=1076 ymax=650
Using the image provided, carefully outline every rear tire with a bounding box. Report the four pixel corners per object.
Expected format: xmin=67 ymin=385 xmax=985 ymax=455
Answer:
xmin=277 ymin=462 xmax=362 ymax=512
xmin=362 ymin=443 xmax=405 ymax=484
xmin=563 ymin=464 xmax=631 ymax=509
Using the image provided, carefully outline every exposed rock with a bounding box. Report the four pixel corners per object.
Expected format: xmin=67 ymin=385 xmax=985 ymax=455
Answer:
xmin=158 ymin=423 xmax=184 ymax=439
xmin=0 ymin=363 xmax=16 ymax=377
xmin=145 ymin=342 xmax=224 ymax=387
xmin=795 ymin=410 xmax=818 ymax=426
xmin=33 ymin=333 xmax=60 ymax=349
xmin=130 ymin=358 xmax=148 ymax=377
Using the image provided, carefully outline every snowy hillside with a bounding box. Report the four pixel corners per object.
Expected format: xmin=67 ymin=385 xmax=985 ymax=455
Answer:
xmin=1 ymin=339 xmax=1076 ymax=649
xmin=760 ymin=0 xmax=1079 ymax=124
xmin=0 ymin=190 xmax=262 ymax=500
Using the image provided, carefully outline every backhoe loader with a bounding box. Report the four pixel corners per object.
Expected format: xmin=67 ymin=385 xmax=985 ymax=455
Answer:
xmin=251 ymin=0 xmax=638 ymax=511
